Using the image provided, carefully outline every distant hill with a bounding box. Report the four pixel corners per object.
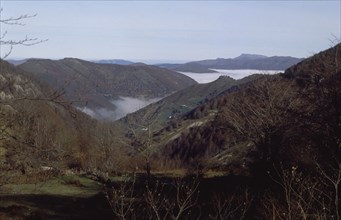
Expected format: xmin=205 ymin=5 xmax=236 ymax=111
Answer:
xmin=117 ymin=74 xmax=262 ymax=132
xmin=234 ymin=53 xmax=268 ymax=60
xmin=158 ymin=54 xmax=303 ymax=73
xmin=94 ymin=59 xmax=133 ymax=65
xmin=18 ymin=58 xmax=196 ymax=120
xmin=158 ymin=62 xmax=218 ymax=73
xmin=6 ymin=59 xmax=28 ymax=66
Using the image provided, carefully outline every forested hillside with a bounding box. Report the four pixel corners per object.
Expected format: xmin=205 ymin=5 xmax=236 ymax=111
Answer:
xmin=117 ymin=74 xmax=262 ymax=132
xmin=1 ymin=44 xmax=340 ymax=219
xmin=0 ymin=61 xmax=129 ymax=184
xmin=19 ymin=58 xmax=196 ymax=119
xmin=160 ymin=43 xmax=341 ymax=172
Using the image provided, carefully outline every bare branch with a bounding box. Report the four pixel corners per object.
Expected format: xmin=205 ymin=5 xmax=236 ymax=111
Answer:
xmin=0 ymin=8 xmax=37 ymax=25
xmin=0 ymin=8 xmax=48 ymax=59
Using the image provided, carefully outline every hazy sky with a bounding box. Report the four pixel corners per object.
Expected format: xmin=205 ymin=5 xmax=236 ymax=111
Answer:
xmin=1 ymin=1 xmax=340 ymax=62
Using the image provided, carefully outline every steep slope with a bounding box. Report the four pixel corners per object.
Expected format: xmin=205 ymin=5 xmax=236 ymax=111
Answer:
xmin=160 ymin=54 xmax=303 ymax=73
xmin=1 ymin=61 xmax=78 ymax=171
xmin=18 ymin=58 xmax=196 ymax=119
xmin=117 ymin=74 xmax=262 ymax=132
xmin=143 ymin=44 xmax=341 ymax=173
xmin=285 ymin=44 xmax=341 ymax=79
xmin=0 ymin=61 xmax=126 ymax=183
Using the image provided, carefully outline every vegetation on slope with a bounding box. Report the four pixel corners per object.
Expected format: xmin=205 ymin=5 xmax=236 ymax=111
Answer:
xmin=117 ymin=74 xmax=262 ymax=136
xmin=1 ymin=44 xmax=340 ymax=219
xmin=160 ymin=44 xmax=341 ymax=172
xmin=0 ymin=61 xmax=131 ymax=184
xmin=18 ymin=58 xmax=197 ymax=115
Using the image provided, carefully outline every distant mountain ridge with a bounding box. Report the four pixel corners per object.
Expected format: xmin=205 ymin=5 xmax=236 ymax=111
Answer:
xmin=6 ymin=59 xmax=28 ymax=66
xmin=94 ymin=59 xmax=133 ymax=65
xmin=234 ymin=53 xmax=268 ymax=60
xmin=158 ymin=54 xmax=303 ymax=73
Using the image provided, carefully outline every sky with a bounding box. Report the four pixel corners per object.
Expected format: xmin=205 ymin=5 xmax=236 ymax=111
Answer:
xmin=1 ymin=1 xmax=340 ymax=62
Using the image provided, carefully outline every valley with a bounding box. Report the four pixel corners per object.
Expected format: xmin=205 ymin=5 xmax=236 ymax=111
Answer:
xmin=18 ymin=58 xmax=196 ymax=120
xmin=0 ymin=2 xmax=340 ymax=218
xmin=1 ymin=43 xmax=340 ymax=219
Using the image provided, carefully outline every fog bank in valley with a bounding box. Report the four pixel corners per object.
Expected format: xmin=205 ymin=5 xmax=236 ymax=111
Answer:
xmin=111 ymin=96 xmax=161 ymax=120
xmin=78 ymin=96 xmax=161 ymax=121
xmin=179 ymin=69 xmax=281 ymax=83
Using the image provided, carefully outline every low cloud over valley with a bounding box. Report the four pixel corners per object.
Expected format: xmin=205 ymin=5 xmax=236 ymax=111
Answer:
xmin=79 ymin=96 xmax=161 ymax=120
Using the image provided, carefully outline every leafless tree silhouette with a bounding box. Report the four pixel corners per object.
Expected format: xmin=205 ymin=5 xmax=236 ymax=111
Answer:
xmin=0 ymin=8 xmax=47 ymax=59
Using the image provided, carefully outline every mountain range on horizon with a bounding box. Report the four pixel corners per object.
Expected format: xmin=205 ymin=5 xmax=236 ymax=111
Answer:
xmin=158 ymin=53 xmax=303 ymax=73
xmin=94 ymin=59 xmax=134 ymax=65
xmin=6 ymin=53 xmax=302 ymax=70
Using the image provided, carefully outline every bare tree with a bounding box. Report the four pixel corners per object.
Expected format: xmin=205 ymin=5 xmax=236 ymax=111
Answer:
xmin=219 ymin=76 xmax=300 ymax=163
xmin=125 ymin=111 xmax=160 ymax=177
xmin=145 ymin=180 xmax=171 ymax=220
xmin=317 ymin=162 xmax=341 ymax=220
xmin=105 ymin=174 xmax=137 ymax=220
xmin=262 ymin=163 xmax=340 ymax=220
xmin=209 ymin=188 xmax=253 ymax=220
xmin=0 ymin=8 xmax=47 ymax=59
xmin=145 ymin=177 xmax=200 ymax=220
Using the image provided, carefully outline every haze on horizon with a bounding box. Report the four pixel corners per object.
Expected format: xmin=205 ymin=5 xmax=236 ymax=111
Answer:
xmin=1 ymin=1 xmax=340 ymax=61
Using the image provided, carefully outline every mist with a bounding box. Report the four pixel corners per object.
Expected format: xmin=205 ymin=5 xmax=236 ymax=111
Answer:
xmin=179 ymin=69 xmax=281 ymax=83
xmin=110 ymin=96 xmax=161 ymax=120
xmin=78 ymin=96 xmax=161 ymax=121
xmin=78 ymin=107 xmax=118 ymax=120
